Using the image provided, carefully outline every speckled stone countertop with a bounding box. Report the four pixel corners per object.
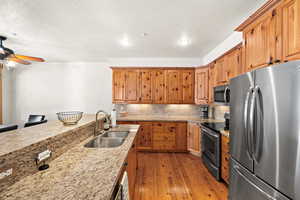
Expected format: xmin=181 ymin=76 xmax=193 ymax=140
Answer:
xmin=0 ymin=115 xmax=96 ymax=157
xmin=117 ymin=115 xmax=223 ymax=124
xmin=0 ymin=125 xmax=139 ymax=200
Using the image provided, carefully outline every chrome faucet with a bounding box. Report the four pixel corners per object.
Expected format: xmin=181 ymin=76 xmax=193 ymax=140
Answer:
xmin=95 ymin=110 xmax=110 ymax=136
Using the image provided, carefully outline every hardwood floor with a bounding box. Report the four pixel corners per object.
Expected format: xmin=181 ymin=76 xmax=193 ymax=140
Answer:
xmin=134 ymin=153 xmax=228 ymax=200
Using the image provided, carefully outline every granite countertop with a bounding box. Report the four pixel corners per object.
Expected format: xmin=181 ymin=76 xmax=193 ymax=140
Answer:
xmin=0 ymin=115 xmax=96 ymax=157
xmin=117 ymin=115 xmax=223 ymax=124
xmin=0 ymin=125 xmax=139 ymax=200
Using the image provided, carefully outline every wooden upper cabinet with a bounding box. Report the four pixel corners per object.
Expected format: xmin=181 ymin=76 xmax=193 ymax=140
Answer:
xmin=112 ymin=70 xmax=125 ymax=103
xmin=226 ymin=47 xmax=242 ymax=80
xmin=125 ymin=70 xmax=140 ymax=103
xmin=281 ymin=0 xmax=300 ymax=61
xmin=215 ymin=57 xmax=228 ymax=85
xmin=112 ymin=68 xmax=195 ymax=104
xmin=243 ymin=8 xmax=279 ymax=71
xmin=181 ymin=70 xmax=195 ymax=104
xmin=165 ymin=70 xmax=183 ymax=104
xmin=208 ymin=63 xmax=216 ymax=104
xmin=195 ymin=67 xmax=209 ymax=105
xmin=139 ymin=70 xmax=153 ymax=103
xmin=152 ymin=70 xmax=165 ymax=104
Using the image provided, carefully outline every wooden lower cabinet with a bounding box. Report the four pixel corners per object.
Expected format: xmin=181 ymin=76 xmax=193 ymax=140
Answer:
xmin=117 ymin=121 xmax=187 ymax=152
xmin=137 ymin=122 xmax=153 ymax=150
xmin=187 ymin=122 xmax=201 ymax=155
xmin=221 ymin=135 xmax=230 ymax=184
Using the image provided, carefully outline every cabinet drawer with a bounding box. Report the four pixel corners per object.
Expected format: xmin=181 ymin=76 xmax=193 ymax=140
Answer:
xmin=153 ymin=133 xmax=175 ymax=141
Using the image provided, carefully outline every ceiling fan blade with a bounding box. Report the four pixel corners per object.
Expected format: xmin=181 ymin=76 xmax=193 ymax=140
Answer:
xmin=8 ymin=57 xmax=31 ymax=65
xmin=14 ymin=54 xmax=45 ymax=62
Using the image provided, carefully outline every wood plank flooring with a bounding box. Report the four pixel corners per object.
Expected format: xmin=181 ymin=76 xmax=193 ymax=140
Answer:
xmin=134 ymin=153 xmax=228 ymax=200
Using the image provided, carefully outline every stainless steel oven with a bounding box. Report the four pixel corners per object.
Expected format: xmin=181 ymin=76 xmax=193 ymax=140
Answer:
xmin=201 ymin=124 xmax=221 ymax=180
xmin=214 ymin=84 xmax=230 ymax=103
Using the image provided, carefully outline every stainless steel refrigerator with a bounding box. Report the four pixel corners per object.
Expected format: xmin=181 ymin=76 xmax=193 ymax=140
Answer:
xmin=229 ymin=61 xmax=300 ymax=200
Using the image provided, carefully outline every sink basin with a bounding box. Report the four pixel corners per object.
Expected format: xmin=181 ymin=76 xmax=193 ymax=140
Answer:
xmin=84 ymin=136 xmax=125 ymax=148
xmin=101 ymin=131 xmax=129 ymax=138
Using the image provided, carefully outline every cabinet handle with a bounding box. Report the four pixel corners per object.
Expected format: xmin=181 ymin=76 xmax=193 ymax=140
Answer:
xmin=268 ymin=57 xmax=273 ymax=65
xmin=274 ymin=59 xmax=281 ymax=63
xmin=124 ymin=162 xmax=128 ymax=167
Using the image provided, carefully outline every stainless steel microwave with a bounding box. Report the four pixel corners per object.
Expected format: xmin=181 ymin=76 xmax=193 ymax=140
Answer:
xmin=214 ymin=85 xmax=230 ymax=103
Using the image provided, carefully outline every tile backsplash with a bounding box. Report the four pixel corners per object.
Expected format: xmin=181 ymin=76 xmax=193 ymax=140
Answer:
xmin=208 ymin=104 xmax=230 ymax=120
xmin=114 ymin=104 xmax=229 ymax=120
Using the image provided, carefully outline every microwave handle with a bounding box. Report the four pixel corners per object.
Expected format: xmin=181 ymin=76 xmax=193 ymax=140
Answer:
xmin=224 ymin=87 xmax=229 ymax=103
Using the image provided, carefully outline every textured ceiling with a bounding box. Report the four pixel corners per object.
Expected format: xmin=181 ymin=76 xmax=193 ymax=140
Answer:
xmin=0 ymin=0 xmax=266 ymax=62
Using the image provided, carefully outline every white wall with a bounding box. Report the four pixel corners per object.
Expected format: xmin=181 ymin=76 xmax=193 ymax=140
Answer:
xmin=12 ymin=62 xmax=112 ymax=123
xmin=2 ymin=66 xmax=14 ymax=124
xmin=202 ymin=32 xmax=243 ymax=65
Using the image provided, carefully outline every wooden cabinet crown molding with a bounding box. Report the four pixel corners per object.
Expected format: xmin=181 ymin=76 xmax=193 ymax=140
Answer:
xmin=110 ymin=67 xmax=195 ymax=70
xmin=235 ymin=0 xmax=282 ymax=31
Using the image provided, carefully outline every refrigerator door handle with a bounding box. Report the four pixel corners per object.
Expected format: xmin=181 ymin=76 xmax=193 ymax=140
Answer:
xmin=244 ymin=87 xmax=253 ymax=158
xmin=253 ymin=86 xmax=263 ymax=163
xmin=233 ymin=164 xmax=278 ymax=200
xmin=249 ymin=87 xmax=257 ymax=161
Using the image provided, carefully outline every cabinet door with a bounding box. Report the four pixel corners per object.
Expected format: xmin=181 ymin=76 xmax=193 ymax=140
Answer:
xmin=226 ymin=48 xmax=242 ymax=80
xmin=215 ymin=57 xmax=228 ymax=85
xmin=165 ymin=70 xmax=182 ymax=104
xmin=137 ymin=122 xmax=152 ymax=150
xmin=193 ymin=124 xmax=201 ymax=153
xmin=244 ymin=9 xmax=278 ymax=71
xmin=282 ymin=0 xmax=300 ymax=61
xmin=176 ymin=122 xmax=187 ymax=151
xmin=152 ymin=122 xmax=176 ymax=150
xmin=152 ymin=70 xmax=165 ymax=104
xmin=140 ymin=70 xmax=153 ymax=103
xmin=112 ymin=70 xmax=125 ymax=103
xmin=208 ymin=63 xmax=216 ymax=104
xmin=125 ymin=70 xmax=140 ymax=103
xmin=181 ymin=70 xmax=195 ymax=104
xmin=221 ymin=135 xmax=230 ymax=184
xmin=187 ymin=123 xmax=201 ymax=154
xmin=195 ymin=67 xmax=209 ymax=105
xmin=127 ymin=139 xmax=137 ymax=199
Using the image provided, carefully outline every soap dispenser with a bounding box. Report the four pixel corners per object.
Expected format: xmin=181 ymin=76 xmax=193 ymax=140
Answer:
xmin=111 ymin=108 xmax=117 ymax=128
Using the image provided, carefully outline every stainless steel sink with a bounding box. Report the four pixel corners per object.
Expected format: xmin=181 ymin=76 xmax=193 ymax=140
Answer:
xmin=84 ymin=136 xmax=125 ymax=148
xmin=101 ymin=131 xmax=129 ymax=138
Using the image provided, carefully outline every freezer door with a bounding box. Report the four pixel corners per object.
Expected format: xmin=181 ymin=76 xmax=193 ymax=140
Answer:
xmin=229 ymin=72 xmax=254 ymax=171
xmin=252 ymin=61 xmax=300 ymax=199
xmin=230 ymin=158 xmax=290 ymax=200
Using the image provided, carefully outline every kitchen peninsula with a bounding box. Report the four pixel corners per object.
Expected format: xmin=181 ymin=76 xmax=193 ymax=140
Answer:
xmin=0 ymin=115 xmax=139 ymax=200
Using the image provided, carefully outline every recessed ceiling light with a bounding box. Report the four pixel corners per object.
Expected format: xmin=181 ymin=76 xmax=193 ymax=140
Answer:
xmin=177 ymin=35 xmax=191 ymax=47
xmin=120 ymin=35 xmax=131 ymax=47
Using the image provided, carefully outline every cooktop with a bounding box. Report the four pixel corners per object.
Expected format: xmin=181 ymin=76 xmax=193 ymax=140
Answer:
xmin=201 ymin=122 xmax=228 ymax=132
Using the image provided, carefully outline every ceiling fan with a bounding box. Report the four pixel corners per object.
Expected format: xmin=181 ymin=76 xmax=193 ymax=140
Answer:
xmin=0 ymin=36 xmax=45 ymax=65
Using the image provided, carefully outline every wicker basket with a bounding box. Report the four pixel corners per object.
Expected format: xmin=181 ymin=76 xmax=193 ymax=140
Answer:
xmin=57 ymin=111 xmax=83 ymax=125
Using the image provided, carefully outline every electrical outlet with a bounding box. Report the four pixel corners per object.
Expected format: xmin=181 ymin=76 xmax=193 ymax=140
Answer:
xmin=37 ymin=150 xmax=52 ymax=162
xmin=0 ymin=168 xmax=13 ymax=180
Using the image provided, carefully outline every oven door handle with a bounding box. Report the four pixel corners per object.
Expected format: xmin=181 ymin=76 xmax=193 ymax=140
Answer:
xmin=201 ymin=127 xmax=219 ymax=138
